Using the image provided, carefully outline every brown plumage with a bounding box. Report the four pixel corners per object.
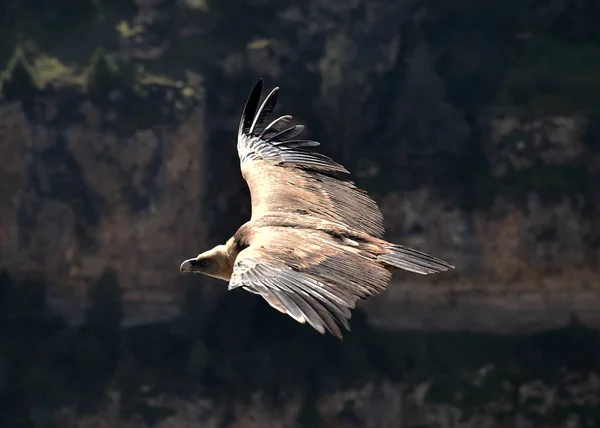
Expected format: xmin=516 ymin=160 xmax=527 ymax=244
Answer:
xmin=179 ymin=79 xmax=455 ymax=339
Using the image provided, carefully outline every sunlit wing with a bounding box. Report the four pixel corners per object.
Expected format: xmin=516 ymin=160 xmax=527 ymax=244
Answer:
xmin=228 ymin=226 xmax=392 ymax=339
xmin=236 ymin=79 xmax=385 ymax=238
xmin=229 ymin=80 xmax=454 ymax=339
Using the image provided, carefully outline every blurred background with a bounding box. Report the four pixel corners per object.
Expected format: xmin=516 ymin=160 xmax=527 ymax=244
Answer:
xmin=1 ymin=0 xmax=600 ymax=427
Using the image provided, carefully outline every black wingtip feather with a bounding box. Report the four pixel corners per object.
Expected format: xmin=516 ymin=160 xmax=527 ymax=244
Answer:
xmin=265 ymin=125 xmax=306 ymax=143
xmin=260 ymin=115 xmax=293 ymax=139
xmin=250 ymin=86 xmax=280 ymax=136
xmin=272 ymin=140 xmax=321 ymax=149
xmin=239 ymin=79 xmax=264 ymax=136
xmin=238 ymin=80 xmax=352 ymax=177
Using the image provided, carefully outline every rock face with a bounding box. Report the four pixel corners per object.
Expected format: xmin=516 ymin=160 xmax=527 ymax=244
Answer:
xmin=0 ymin=81 xmax=208 ymax=326
xmin=1 ymin=79 xmax=599 ymax=332
xmin=359 ymin=113 xmax=600 ymax=332
xmin=1 ymin=0 xmax=599 ymax=332
xmin=2 ymin=1 xmax=600 ymax=427
xmin=40 ymin=373 xmax=600 ymax=428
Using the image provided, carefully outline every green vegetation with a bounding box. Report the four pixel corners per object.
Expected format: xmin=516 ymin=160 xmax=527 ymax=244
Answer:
xmin=84 ymin=47 xmax=123 ymax=97
xmin=501 ymin=164 xmax=590 ymax=202
xmin=0 ymin=42 xmax=202 ymax=132
xmin=501 ymin=37 xmax=600 ymax=114
xmin=297 ymin=398 xmax=326 ymax=428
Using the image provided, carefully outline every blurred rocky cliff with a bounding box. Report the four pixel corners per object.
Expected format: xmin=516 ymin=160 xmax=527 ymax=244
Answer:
xmin=1 ymin=0 xmax=599 ymax=332
xmin=0 ymin=46 xmax=208 ymax=326
xmin=1 ymin=0 xmax=600 ymax=427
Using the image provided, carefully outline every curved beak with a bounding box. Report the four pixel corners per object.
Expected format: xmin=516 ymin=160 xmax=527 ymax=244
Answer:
xmin=180 ymin=258 xmax=196 ymax=273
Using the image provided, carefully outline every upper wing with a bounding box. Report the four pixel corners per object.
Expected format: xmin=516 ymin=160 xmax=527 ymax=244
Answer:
xmin=236 ymin=79 xmax=385 ymax=238
xmin=228 ymin=226 xmax=392 ymax=340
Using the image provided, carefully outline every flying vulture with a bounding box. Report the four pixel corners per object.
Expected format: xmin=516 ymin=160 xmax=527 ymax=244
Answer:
xmin=180 ymin=79 xmax=454 ymax=339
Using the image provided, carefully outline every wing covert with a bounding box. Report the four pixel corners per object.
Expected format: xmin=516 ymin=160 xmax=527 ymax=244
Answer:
xmin=228 ymin=227 xmax=391 ymax=339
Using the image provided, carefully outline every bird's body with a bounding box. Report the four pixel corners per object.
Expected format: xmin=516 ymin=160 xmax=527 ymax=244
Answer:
xmin=180 ymin=79 xmax=454 ymax=339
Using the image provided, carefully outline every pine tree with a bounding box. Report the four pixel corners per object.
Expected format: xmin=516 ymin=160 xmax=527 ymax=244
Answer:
xmin=84 ymin=47 xmax=122 ymax=97
xmin=0 ymin=45 xmax=40 ymax=102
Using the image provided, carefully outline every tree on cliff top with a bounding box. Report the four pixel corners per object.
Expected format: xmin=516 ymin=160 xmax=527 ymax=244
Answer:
xmin=394 ymin=44 xmax=470 ymax=155
xmin=0 ymin=45 xmax=41 ymax=102
xmin=84 ymin=47 xmax=124 ymax=98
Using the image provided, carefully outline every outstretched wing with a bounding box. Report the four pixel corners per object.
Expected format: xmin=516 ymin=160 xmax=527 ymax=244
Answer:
xmin=229 ymin=226 xmax=392 ymax=339
xmin=236 ymin=79 xmax=385 ymax=238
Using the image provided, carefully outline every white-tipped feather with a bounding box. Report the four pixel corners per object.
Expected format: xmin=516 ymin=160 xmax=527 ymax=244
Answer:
xmin=249 ymin=86 xmax=279 ymax=135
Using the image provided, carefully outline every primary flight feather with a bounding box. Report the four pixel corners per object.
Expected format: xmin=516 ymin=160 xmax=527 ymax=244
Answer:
xmin=179 ymin=79 xmax=454 ymax=340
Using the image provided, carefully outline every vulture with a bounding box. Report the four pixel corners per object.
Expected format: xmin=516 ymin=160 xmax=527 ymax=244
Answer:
xmin=180 ymin=79 xmax=454 ymax=339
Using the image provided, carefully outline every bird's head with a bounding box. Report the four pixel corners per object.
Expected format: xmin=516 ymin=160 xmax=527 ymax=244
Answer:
xmin=179 ymin=245 xmax=233 ymax=281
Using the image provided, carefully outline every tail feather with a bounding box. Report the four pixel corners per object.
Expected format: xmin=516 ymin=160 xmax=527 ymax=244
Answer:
xmin=378 ymin=244 xmax=454 ymax=275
